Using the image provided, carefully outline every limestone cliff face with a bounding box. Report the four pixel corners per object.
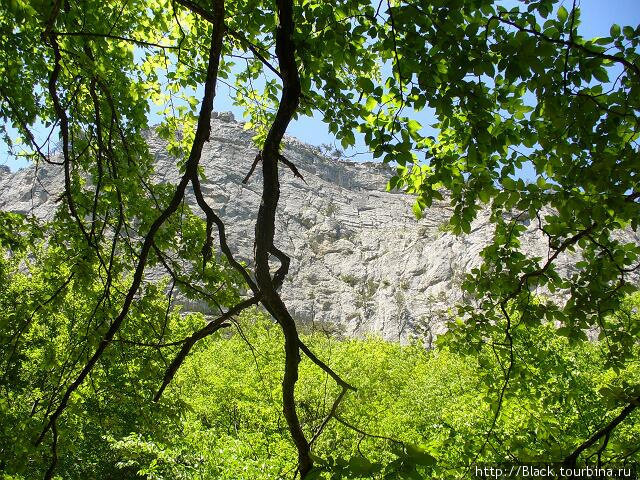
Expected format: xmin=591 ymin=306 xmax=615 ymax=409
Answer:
xmin=1 ymin=113 xmax=638 ymax=340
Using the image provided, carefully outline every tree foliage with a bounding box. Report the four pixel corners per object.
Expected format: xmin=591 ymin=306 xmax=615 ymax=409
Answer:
xmin=0 ymin=250 xmax=639 ymax=478
xmin=0 ymin=0 xmax=639 ymax=478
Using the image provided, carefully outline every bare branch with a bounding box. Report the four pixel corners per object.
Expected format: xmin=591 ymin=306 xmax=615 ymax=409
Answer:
xmin=310 ymin=386 xmax=348 ymax=446
xmin=562 ymin=0 xmax=578 ymax=92
xmin=191 ymin=172 xmax=258 ymax=293
xmin=228 ymin=28 xmax=282 ymax=80
xmin=298 ymin=340 xmax=356 ymax=392
xmin=252 ymin=0 xmax=312 ymax=475
xmin=333 ymin=415 xmax=404 ymax=446
xmin=506 ymin=223 xmax=597 ymax=303
xmin=174 ymin=0 xmax=282 ymax=79
xmin=279 ymin=154 xmax=306 ymax=184
xmin=154 ymin=295 xmax=259 ymax=401
xmin=242 ymin=152 xmax=262 ymax=184
xmin=43 ymin=421 xmax=58 ymax=480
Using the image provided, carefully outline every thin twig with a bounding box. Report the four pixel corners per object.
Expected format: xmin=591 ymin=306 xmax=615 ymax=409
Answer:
xmin=154 ymin=295 xmax=259 ymax=400
xmin=51 ymin=30 xmax=178 ymax=49
xmin=35 ymin=1 xmax=227 ymax=444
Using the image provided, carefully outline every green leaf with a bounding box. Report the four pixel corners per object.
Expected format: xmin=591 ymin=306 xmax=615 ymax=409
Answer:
xmin=494 ymin=191 xmax=509 ymax=206
xmin=406 ymin=444 xmax=436 ymax=466
xmin=412 ymin=202 xmax=423 ymax=219
xmin=348 ymin=456 xmax=381 ymax=475
xmin=357 ymin=77 xmax=375 ymax=94
xmin=593 ymin=68 xmax=609 ymax=83
xmin=304 ymin=468 xmax=325 ymax=480
xmin=365 ymin=96 xmax=378 ymax=111
xmin=610 ymin=24 xmax=621 ymax=37
xmin=407 ymin=119 xmax=422 ymax=139
xmin=557 ymin=6 xmax=568 ymax=22
xmin=502 ymin=177 xmax=516 ymax=190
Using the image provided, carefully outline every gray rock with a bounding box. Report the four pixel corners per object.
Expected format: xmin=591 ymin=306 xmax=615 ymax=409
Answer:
xmin=1 ymin=114 xmax=638 ymax=341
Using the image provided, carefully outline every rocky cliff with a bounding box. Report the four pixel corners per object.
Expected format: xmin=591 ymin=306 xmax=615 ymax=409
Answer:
xmin=1 ymin=113 xmax=638 ymax=341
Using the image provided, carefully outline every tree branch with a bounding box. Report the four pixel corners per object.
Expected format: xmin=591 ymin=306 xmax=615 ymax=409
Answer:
xmin=43 ymin=421 xmax=58 ymax=480
xmin=190 ymin=171 xmax=258 ymax=293
xmin=51 ymin=30 xmax=178 ymax=49
xmin=242 ymin=152 xmax=262 ymax=184
xmin=154 ymin=295 xmax=259 ymax=401
xmin=333 ymin=415 xmax=404 ymax=446
xmin=495 ymin=15 xmax=640 ymax=80
xmin=252 ymin=0 xmax=313 ymax=475
xmin=564 ymin=395 xmax=640 ymax=466
xmin=174 ymin=0 xmax=282 ymax=79
xmin=279 ymin=154 xmax=306 ymax=184
xmin=298 ymin=340 xmax=356 ymax=392
xmin=309 ymin=386 xmax=348 ymax=446
xmin=35 ymin=0 xmax=227 ymax=445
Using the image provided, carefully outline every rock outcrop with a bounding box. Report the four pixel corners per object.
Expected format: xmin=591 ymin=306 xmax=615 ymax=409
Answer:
xmin=1 ymin=113 xmax=638 ymax=340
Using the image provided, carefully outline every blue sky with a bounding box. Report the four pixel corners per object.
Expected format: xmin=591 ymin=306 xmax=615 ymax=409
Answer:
xmin=1 ymin=0 xmax=639 ymax=171
xmin=282 ymin=0 xmax=640 ymax=162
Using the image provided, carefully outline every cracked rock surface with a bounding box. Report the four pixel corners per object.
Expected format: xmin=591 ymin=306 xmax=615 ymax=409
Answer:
xmin=1 ymin=112 xmax=638 ymax=341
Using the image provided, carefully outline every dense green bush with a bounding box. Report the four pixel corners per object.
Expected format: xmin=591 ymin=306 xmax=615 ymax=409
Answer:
xmin=0 ymin=220 xmax=638 ymax=478
xmin=2 ymin=246 xmax=639 ymax=479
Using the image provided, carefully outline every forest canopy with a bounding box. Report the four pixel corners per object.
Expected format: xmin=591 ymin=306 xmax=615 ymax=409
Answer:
xmin=0 ymin=0 xmax=639 ymax=478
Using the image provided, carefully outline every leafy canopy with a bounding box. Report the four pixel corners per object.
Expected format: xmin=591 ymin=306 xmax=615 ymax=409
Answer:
xmin=1 ymin=0 xmax=639 ymax=477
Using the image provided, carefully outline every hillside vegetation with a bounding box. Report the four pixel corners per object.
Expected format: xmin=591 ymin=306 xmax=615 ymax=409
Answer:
xmin=1 ymin=231 xmax=639 ymax=479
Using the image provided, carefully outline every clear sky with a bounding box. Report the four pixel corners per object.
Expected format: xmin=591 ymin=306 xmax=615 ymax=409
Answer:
xmin=1 ymin=0 xmax=639 ymax=171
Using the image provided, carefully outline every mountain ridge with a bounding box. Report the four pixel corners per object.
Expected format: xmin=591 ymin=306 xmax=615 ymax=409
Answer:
xmin=2 ymin=112 xmax=638 ymax=341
